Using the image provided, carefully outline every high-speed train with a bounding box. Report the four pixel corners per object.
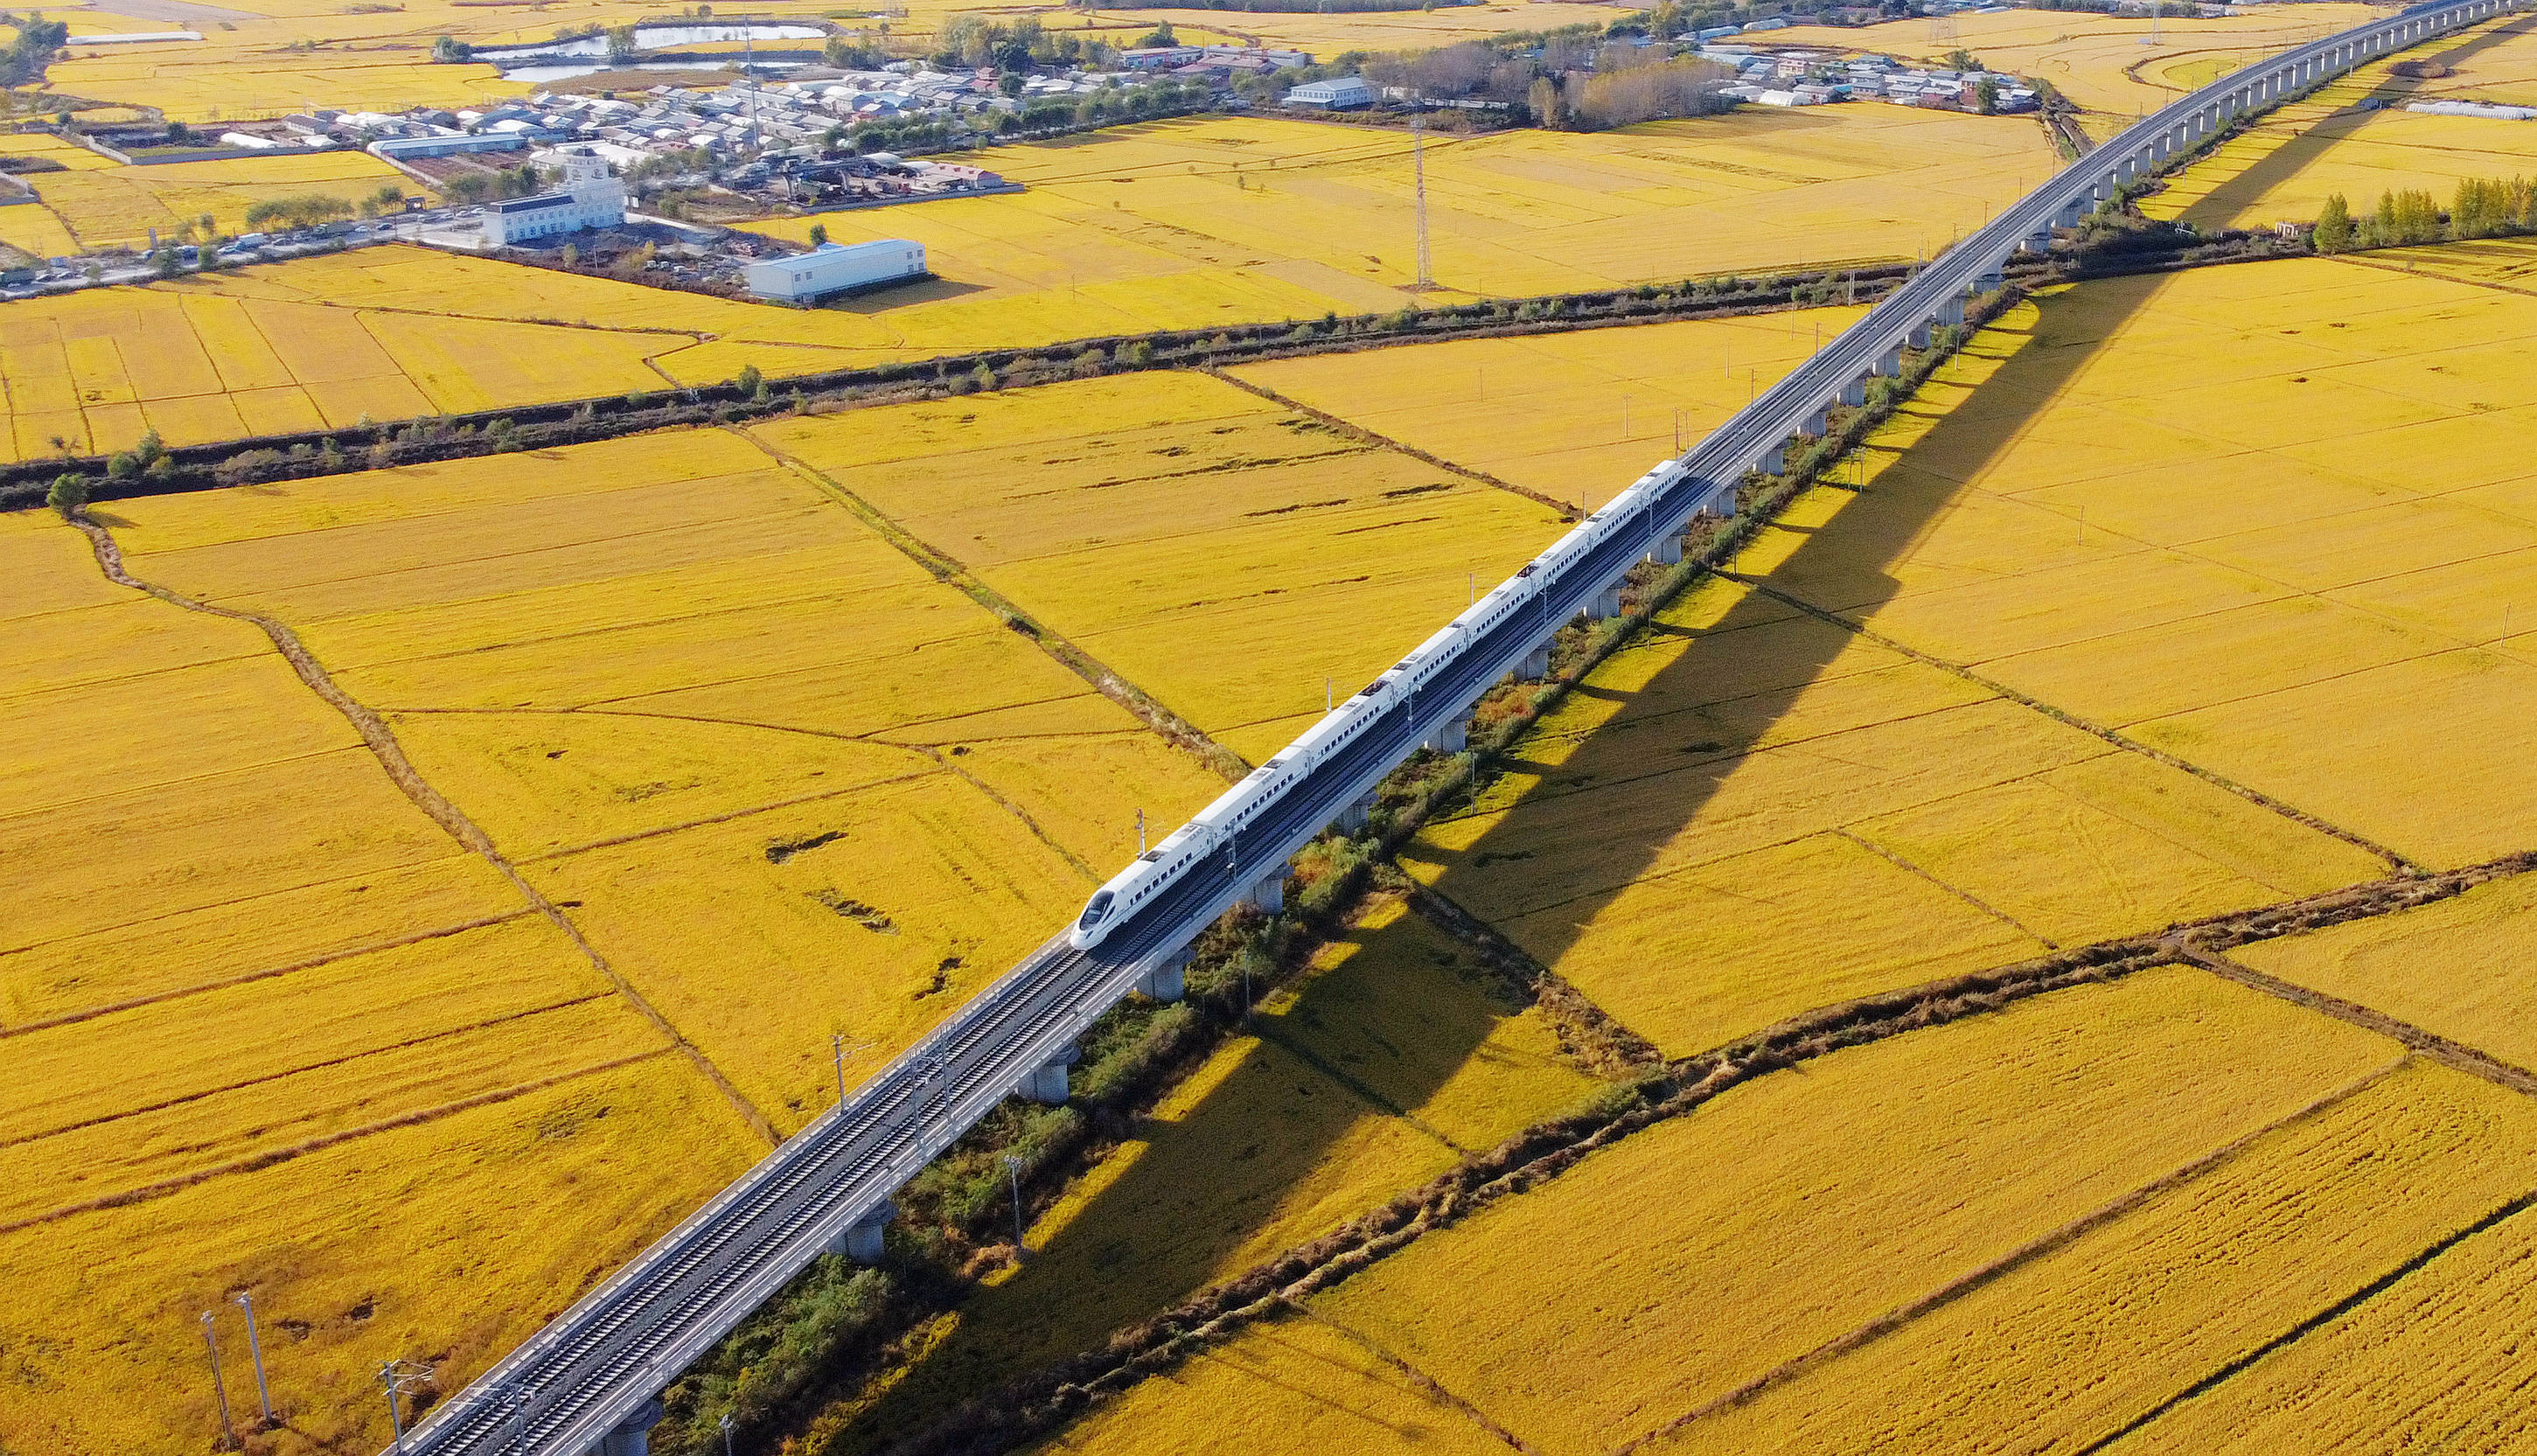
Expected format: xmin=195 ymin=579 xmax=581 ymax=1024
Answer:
xmin=1070 ymin=455 xmax=1718 ymax=951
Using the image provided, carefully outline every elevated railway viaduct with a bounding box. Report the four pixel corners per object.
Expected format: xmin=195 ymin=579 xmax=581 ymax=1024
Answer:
xmin=389 ymin=3 xmax=2522 ymax=1450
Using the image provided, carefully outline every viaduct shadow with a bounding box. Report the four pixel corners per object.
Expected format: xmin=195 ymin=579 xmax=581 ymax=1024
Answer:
xmin=2174 ymin=13 xmax=2537 ymax=229
xmin=829 ymin=268 xmax=2172 ymax=1453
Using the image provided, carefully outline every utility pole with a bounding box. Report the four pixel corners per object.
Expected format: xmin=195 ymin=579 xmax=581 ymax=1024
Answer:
xmin=381 ymin=1363 xmax=405 ymax=1451
xmin=234 ymin=1293 xmax=274 ymax=1426
xmin=721 ymin=1413 xmax=736 ymax=1456
xmin=1411 ymin=96 xmax=1433 ymax=291
xmin=201 ymin=1313 xmax=236 ymax=1452
xmin=1137 ymin=808 xmax=1146 ymax=854
xmin=833 ymin=1035 xmax=875 ymax=1109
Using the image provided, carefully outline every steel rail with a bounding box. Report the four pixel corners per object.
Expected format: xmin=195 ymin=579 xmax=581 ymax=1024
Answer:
xmin=387 ymin=3 xmax=2517 ymax=1450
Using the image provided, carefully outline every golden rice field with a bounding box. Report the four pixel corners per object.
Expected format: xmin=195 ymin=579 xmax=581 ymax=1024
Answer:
xmin=0 ymin=421 xmax=1237 ymax=1453
xmin=4 ymin=148 xmax=416 ymax=252
xmin=1375 ymin=293 xmax=2383 ymax=1055
xmin=1232 ymin=303 xmax=1869 ymax=511
xmin=104 ymin=427 xmax=1228 ymax=1122
xmin=1809 ymin=261 xmax=2537 ymax=871
xmin=16 ymin=97 xmax=2049 ymax=446
xmin=802 ymin=893 xmax=1603 ymax=1453
xmin=2236 ymin=870 xmax=2537 ymax=1071
xmin=2148 ymin=12 xmax=2537 ymax=229
xmin=0 ymin=281 xmax=680 ymax=460
xmin=762 ymin=108 xmax=2056 ymax=326
xmin=1361 ymin=255 xmax=2537 ymax=1060
xmin=1647 ymin=1055 xmax=2537 ymax=1455
xmin=0 ymin=508 xmax=760 ymax=1455
xmin=753 ymin=371 xmax=1572 ymax=764
xmin=1049 ymin=967 xmax=2444 ymax=1454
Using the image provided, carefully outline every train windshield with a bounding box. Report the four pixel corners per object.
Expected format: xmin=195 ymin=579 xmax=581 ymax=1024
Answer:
xmin=1077 ymin=890 xmax=1114 ymax=930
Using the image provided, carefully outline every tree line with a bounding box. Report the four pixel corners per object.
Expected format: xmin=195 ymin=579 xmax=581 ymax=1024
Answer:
xmin=2314 ymin=175 xmax=2537 ymax=252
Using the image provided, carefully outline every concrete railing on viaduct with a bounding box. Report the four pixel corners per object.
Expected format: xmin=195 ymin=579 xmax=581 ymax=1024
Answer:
xmin=385 ymin=2 xmax=2520 ymax=1453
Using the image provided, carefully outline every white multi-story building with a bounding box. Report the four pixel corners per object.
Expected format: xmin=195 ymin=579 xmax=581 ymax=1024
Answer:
xmin=482 ymin=150 xmax=625 ymax=247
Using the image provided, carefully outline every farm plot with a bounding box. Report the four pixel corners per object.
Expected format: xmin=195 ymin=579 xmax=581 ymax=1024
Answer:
xmin=761 ymin=108 xmax=2054 ymax=328
xmin=1046 ymin=967 xmax=2413 ymax=1456
xmin=2233 ymin=870 xmax=2537 ymax=1071
xmin=2146 ymin=12 xmax=2537 ymax=231
xmin=0 ymin=510 xmax=756 ymax=1456
xmin=1231 ymin=304 xmax=1869 ymax=511
xmin=1765 ymin=261 xmax=2537 ymax=870
xmin=755 ymin=371 xmax=1573 ymax=765
xmin=26 ymin=149 xmax=415 ymax=249
xmin=803 ymin=893 xmax=1605 ymax=1453
xmin=1648 ymin=1056 xmax=2537 ymax=1455
xmin=101 ymin=427 xmax=1229 ymax=1132
xmin=0 ymin=282 xmax=676 ymax=459
xmin=1372 ymin=295 xmax=2380 ymax=1056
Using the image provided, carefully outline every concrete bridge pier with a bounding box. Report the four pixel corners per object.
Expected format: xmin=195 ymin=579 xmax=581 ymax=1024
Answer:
xmin=2018 ymin=229 xmax=2053 ymax=255
xmin=1760 ymin=440 xmax=1788 ymax=474
xmin=1871 ymin=343 xmax=1905 ymax=377
xmin=1936 ymin=295 xmax=1966 ymax=328
xmin=1907 ymin=318 xmax=1932 ymax=349
xmin=1840 ymin=374 xmax=1869 ymax=408
xmin=1138 ymin=947 xmax=1193 ymax=1001
xmin=1017 ymin=1046 xmax=1080 ymax=1104
xmin=1803 ymin=402 xmax=1830 ymax=434
xmin=1423 ymin=707 xmax=1473 ymax=752
xmin=1244 ymin=862 xmax=1291 ymax=915
xmin=594 ymin=1399 xmax=666 ymax=1456
xmin=1586 ymin=582 xmax=1625 ymax=621
xmin=827 ymin=1202 xmax=896 ymax=1263
xmin=1516 ymin=642 xmax=1551 ymax=679
xmin=1973 ymin=268 xmax=2004 ymax=295
xmin=1645 ymin=531 xmax=1684 ymax=566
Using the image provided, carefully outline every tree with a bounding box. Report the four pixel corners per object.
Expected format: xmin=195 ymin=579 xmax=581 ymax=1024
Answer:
xmin=807 ymin=222 xmax=827 ymax=246
xmin=1138 ymin=20 xmax=1176 ymax=48
xmin=2313 ymin=192 xmax=2352 ymax=253
xmin=430 ymin=34 xmax=472 ymax=63
xmin=47 ymin=472 xmax=85 ymax=518
xmin=1529 ymin=74 xmax=1567 ymax=129
xmin=1975 ymin=77 xmax=2000 ymax=115
xmin=1 ymin=16 xmax=66 ymax=91
xmin=732 ymin=363 xmax=763 ymax=394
